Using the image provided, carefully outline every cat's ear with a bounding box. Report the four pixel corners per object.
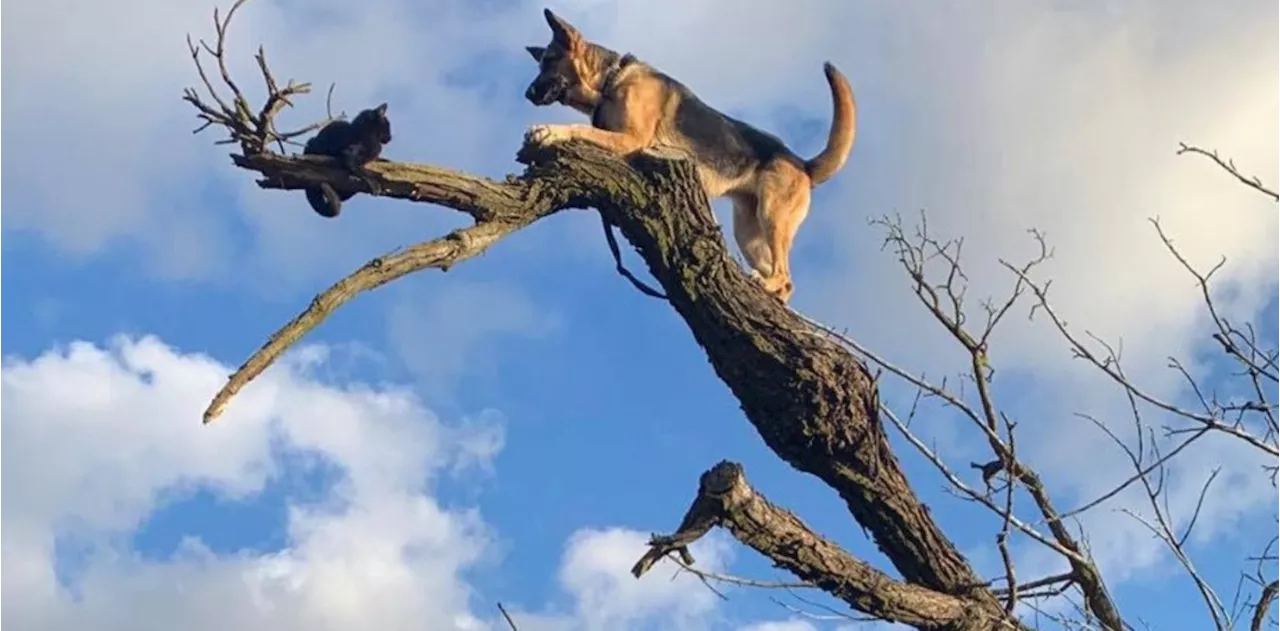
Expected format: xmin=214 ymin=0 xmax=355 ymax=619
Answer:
xmin=525 ymin=46 xmax=546 ymax=62
xmin=374 ymin=103 xmax=388 ymax=116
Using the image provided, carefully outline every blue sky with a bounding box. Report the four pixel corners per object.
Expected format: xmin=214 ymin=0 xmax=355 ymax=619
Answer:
xmin=2 ymin=0 xmax=1277 ymax=629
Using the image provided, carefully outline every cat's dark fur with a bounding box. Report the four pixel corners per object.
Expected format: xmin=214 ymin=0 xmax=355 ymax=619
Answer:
xmin=302 ymin=103 xmax=393 ymax=218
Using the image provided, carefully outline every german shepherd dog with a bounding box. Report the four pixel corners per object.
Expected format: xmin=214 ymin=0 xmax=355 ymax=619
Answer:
xmin=522 ymin=9 xmax=857 ymax=303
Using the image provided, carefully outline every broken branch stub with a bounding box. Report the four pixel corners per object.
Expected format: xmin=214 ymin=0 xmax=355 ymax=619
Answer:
xmin=632 ymin=461 xmax=1016 ymax=630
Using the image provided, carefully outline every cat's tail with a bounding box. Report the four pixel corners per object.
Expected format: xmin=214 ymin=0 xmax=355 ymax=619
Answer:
xmin=305 ymin=184 xmax=343 ymax=218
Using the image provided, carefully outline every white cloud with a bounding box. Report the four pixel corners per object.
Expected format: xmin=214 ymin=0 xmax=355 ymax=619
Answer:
xmin=2 ymin=0 xmax=234 ymax=276
xmin=0 ymin=335 xmax=501 ymax=630
xmin=499 ymin=527 xmax=735 ymax=631
xmin=558 ymin=528 xmax=732 ymax=630
xmin=0 ymin=336 xmax=765 ymax=631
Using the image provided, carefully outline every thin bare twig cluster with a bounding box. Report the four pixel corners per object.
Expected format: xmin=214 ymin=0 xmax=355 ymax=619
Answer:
xmin=796 ymin=148 xmax=1277 ymax=628
xmin=181 ymin=0 xmax=336 ymax=155
xmin=795 ymin=214 xmax=1124 ymax=629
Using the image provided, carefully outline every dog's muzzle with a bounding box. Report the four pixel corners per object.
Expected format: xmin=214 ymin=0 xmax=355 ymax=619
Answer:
xmin=525 ymin=76 xmax=566 ymax=106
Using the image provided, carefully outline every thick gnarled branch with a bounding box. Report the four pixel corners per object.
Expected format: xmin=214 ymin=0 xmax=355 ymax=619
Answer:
xmin=633 ymin=461 xmax=1017 ymax=630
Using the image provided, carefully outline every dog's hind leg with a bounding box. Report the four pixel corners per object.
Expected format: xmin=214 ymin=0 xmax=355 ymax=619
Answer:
xmin=756 ymin=162 xmax=812 ymax=303
xmin=731 ymin=193 xmax=773 ymax=281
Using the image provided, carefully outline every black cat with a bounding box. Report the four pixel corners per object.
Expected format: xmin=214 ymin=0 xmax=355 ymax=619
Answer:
xmin=302 ymin=103 xmax=393 ymax=218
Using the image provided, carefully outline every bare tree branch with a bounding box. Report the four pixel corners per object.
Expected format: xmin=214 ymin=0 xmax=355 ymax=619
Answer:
xmin=667 ymin=555 xmax=816 ymax=592
xmin=600 ymin=214 xmax=668 ymax=300
xmin=1177 ymin=143 xmax=1279 ymax=202
xmin=203 ymin=220 xmax=526 ymax=423
xmin=631 ymin=461 xmax=1021 ymax=630
xmin=181 ymin=0 xmax=329 ymax=155
xmin=497 ymin=602 xmax=520 ymax=631
xmin=1004 ymin=262 xmax=1278 ymax=457
xmin=846 ymin=217 xmax=1128 ymax=629
xmin=1250 ymin=580 xmax=1278 ymax=631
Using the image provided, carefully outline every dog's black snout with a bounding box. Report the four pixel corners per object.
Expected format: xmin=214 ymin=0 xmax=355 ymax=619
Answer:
xmin=525 ymin=76 xmax=562 ymax=106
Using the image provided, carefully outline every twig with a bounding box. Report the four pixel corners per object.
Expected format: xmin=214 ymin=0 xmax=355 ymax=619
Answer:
xmin=1251 ymin=580 xmax=1278 ymax=631
xmin=876 ymin=404 xmax=1084 ymax=562
xmin=1118 ymin=431 xmax=1229 ymax=629
xmin=181 ymin=0 xmax=324 ymax=154
xmin=669 ymin=554 xmax=815 ymax=591
xmin=1151 ymin=217 xmax=1278 ymax=383
xmin=867 ymin=214 xmax=1129 ymax=629
xmin=769 ymin=588 xmax=869 ymax=623
xmin=601 ymin=213 xmax=667 ymax=300
xmin=497 ymin=602 xmax=519 ymax=631
xmin=1003 ymin=262 xmax=1279 ymax=456
xmin=1061 ymin=416 xmax=1209 ymax=522
xmin=998 ymin=416 xmax=1020 ymax=615
xmin=1177 ymin=143 xmax=1279 ymax=202
xmin=991 ymin=572 xmax=1075 ymax=596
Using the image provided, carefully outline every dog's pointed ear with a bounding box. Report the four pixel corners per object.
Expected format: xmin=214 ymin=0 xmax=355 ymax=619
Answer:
xmin=525 ymin=45 xmax=546 ymax=62
xmin=543 ymin=9 xmax=581 ymax=46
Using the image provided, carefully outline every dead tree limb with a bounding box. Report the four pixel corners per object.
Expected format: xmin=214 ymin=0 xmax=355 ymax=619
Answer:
xmin=203 ymin=219 xmax=528 ymax=422
xmin=632 ymin=461 xmax=1020 ymax=630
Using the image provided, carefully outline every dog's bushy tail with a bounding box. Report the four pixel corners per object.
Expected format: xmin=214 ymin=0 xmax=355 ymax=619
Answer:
xmin=804 ymin=62 xmax=857 ymax=187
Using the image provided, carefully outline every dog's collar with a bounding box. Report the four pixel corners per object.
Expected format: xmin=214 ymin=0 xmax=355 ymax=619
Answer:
xmin=599 ymin=52 xmax=637 ymax=94
xmin=588 ymin=53 xmax=636 ymax=122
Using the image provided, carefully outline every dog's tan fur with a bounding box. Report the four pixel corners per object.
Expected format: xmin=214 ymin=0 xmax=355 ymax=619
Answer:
xmin=523 ymin=9 xmax=857 ymax=303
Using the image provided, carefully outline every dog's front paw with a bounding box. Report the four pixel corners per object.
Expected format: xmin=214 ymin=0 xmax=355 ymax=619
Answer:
xmin=525 ymin=124 xmax=567 ymax=147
